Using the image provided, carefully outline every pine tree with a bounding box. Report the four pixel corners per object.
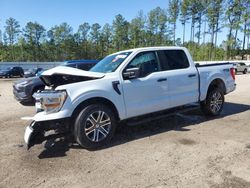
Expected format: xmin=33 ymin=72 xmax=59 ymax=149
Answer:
xmin=4 ymin=17 xmax=20 ymax=60
xmin=180 ymin=0 xmax=190 ymax=44
xmin=168 ymin=0 xmax=179 ymax=45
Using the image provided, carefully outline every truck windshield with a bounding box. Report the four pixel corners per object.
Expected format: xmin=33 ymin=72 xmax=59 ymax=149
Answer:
xmin=90 ymin=52 xmax=132 ymax=73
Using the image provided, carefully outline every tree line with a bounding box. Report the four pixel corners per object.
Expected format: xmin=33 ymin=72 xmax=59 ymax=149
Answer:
xmin=0 ymin=0 xmax=250 ymax=62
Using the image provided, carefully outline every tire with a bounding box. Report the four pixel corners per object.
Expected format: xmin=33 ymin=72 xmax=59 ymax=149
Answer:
xmin=243 ymin=69 xmax=247 ymax=74
xmin=74 ymin=104 xmax=117 ymax=149
xmin=201 ymin=88 xmax=224 ymax=116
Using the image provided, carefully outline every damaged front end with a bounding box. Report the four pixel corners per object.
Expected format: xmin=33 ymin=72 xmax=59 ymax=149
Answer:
xmin=25 ymin=89 xmax=71 ymax=149
xmin=39 ymin=66 xmax=105 ymax=88
xmin=24 ymin=118 xmax=71 ymax=149
xmin=24 ymin=66 xmax=105 ymax=149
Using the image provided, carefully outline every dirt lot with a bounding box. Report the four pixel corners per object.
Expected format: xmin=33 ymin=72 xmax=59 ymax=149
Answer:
xmin=0 ymin=75 xmax=250 ymax=188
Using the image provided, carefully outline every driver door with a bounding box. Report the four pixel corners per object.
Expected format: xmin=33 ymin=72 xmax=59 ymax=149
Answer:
xmin=121 ymin=51 xmax=170 ymax=118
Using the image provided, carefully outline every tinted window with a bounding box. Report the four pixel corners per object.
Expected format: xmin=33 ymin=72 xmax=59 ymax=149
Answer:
xmin=157 ymin=50 xmax=189 ymax=70
xmin=126 ymin=51 xmax=160 ymax=77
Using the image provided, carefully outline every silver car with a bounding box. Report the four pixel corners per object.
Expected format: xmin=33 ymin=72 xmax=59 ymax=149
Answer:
xmin=235 ymin=63 xmax=248 ymax=74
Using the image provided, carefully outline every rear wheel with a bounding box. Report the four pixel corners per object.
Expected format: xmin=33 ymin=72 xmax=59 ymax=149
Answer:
xmin=74 ymin=104 xmax=117 ymax=149
xmin=201 ymin=88 xmax=224 ymax=116
xmin=243 ymin=69 xmax=247 ymax=74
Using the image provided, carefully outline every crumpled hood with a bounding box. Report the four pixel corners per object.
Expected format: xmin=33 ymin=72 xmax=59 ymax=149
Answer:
xmin=40 ymin=66 xmax=105 ymax=87
xmin=42 ymin=66 xmax=105 ymax=78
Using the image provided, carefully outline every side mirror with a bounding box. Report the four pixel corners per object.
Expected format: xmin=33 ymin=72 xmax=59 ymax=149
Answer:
xmin=123 ymin=67 xmax=140 ymax=79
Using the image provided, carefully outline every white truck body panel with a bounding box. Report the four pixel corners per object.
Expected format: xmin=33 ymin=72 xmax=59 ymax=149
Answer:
xmin=32 ymin=47 xmax=236 ymax=122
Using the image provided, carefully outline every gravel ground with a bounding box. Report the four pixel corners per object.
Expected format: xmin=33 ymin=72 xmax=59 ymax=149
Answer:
xmin=0 ymin=75 xmax=250 ymax=188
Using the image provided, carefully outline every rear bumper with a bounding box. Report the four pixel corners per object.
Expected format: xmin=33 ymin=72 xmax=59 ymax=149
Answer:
xmin=24 ymin=118 xmax=72 ymax=149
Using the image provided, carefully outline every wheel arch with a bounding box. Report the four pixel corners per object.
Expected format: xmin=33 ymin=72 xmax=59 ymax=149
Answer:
xmin=71 ymin=97 xmax=120 ymax=122
xmin=207 ymin=78 xmax=226 ymax=95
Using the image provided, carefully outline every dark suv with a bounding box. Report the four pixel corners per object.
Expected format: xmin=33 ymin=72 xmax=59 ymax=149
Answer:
xmin=24 ymin=68 xmax=43 ymax=78
xmin=0 ymin=67 xmax=24 ymax=78
xmin=13 ymin=60 xmax=98 ymax=105
xmin=63 ymin=60 xmax=98 ymax=69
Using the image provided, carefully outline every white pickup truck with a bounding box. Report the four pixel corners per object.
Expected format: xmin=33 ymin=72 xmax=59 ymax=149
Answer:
xmin=24 ymin=47 xmax=236 ymax=149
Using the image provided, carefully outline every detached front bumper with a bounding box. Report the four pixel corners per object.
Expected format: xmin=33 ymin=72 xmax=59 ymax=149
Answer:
xmin=24 ymin=118 xmax=72 ymax=149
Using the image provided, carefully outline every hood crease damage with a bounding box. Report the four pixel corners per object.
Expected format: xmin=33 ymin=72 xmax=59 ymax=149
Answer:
xmin=40 ymin=66 xmax=105 ymax=87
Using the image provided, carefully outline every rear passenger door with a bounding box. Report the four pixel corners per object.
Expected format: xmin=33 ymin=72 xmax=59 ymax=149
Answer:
xmin=157 ymin=50 xmax=199 ymax=108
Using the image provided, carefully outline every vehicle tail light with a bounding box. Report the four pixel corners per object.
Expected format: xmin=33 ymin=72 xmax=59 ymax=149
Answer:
xmin=230 ymin=68 xmax=235 ymax=80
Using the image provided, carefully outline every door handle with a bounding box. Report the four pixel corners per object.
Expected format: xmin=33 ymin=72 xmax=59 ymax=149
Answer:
xmin=157 ymin=78 xmax=167 ymax=82
xmin=188 ymin=74 xmax=196 ymax=78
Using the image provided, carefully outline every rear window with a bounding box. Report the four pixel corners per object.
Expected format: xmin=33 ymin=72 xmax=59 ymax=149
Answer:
xmin=157 ymin=50 xmax=189 ymax=70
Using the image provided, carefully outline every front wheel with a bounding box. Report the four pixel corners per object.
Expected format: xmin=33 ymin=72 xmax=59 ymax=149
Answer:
xmin=74 ymin=104 xmax=117 ymax=149
xmin=201 ymin=88 xmax=224 ymax=116
xmin=243 ymin=69 xmax=247 ymax=74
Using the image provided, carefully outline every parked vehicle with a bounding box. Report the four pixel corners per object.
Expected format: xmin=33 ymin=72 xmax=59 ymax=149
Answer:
xmin=234 ymin=62 xmax=248 ymax=74
xmin=65 ymin=60 xmax=98 ymax=70
xmin=24 ymin=68 xmax=43 ymax=78
xmin=247 ymin=65 xmax=250 ymax=73
xmin=0 ymin=67 xmax=24 ymax=78
xmin=24 ymin=47 xmax=236 ymax=149
xmin=13 ymin=60 xmax=98 ymax=105
xmin=13 ymin=77 xmax=45 ymax=105
xmin=35 ymin=69 xmax=44 ymax=77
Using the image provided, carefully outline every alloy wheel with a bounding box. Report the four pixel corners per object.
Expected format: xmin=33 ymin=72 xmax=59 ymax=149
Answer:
xmin=210 ymin=91 xmax=223 ymax=113
xmin=84 ymin=110 xmax=111 ymax=142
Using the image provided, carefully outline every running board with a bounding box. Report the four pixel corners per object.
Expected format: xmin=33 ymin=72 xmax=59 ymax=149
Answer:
xmin=126 ymin=104 xmax=200 ymax=126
